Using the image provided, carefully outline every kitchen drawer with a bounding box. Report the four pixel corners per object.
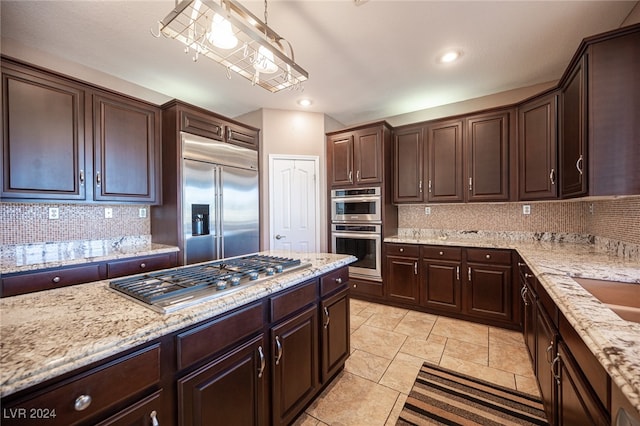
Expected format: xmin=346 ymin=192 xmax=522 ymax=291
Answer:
xmin=2 ymin=344 xmax=160 ymax=426
xmin=1 ymin=263 xmax=106 ymax=297
xmin=386 ymin=243 xmax=420 ymax=258
xmin=106 ymin=253 xmax=176 ymax=279
xmin=95 ymin=389 xmax=163 ymax=426
xmin=176 ymin=302 xmax=264 ymax=370
xmin=320 ymin=266 xmax=349 ymax=297
xmin=466 ymin=248 xmax=512 ymax=265
xmin=537 ymin=282 xmax=558 ymax=327
xmin=421 ymin=246 xmax=462 ymax=261
xmin=270 ymin=279 xmax=318 ymax=323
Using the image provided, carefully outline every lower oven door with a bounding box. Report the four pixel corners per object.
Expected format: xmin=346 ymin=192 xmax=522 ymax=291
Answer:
xmin=331 ymin=225 xmax=382 ymax=281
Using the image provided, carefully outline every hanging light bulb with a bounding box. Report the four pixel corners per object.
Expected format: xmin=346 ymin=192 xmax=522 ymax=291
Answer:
xmin=208 ymin=13 xmax=238 ymax=49
xmin=254 ymin=45 xmax=278 ymax=74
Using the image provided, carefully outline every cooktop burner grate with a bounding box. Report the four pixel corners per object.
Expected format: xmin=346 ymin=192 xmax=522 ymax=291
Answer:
xmin=109 ymin=255 xmax=306 ymax=313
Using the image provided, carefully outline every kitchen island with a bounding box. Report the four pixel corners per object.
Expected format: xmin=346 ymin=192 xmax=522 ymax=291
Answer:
xmin=386 ymin=230 xmax=640 ymax=422
xmin=0 ymin=251 xmax=356 ymax=425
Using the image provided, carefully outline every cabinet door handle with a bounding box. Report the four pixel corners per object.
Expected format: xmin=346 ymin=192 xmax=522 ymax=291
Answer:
xmin=468 ymin=177 xmax=473 ymax=192
xmin=257 ymin=345 xmax=265 ymax=378
xmin=96 ymin=171 xmax=101 ymax=186
xmin=551 ymin=354 xmax=561 ymax=385
xmin=150 ymin=410 xmax=159 ymax=426
xmin=414 ymin=262 xmax=418 ymax=275
xmin=576 ymin=155 xmax=584 ymax=175
xmin=79 ymin=170 xmax=85 ymax=185
xmin=456 ymin=266 xmax=460 ymax=281
xmin=274 ymin=336 xmax=282 ymax=365
xmin=419 ymin=180 xmax=423 ymax=193
xmin=546 ymin=342 xmax=554 ymax=364
xmin=517 ymin=262 xmax=526 ymax=267
xmin=524 ymin=273 xmax=533 ymax=279
xmin=549 ymin=168 xmax=556 ymax=185
xmin=348 ymin=171 xmax=353 ymax=183
xmin=356 ymin=170 xmax=361 ymax=182
xmin=428 ymin=180 xmax=432 ymax=193
xmin=323 ymin=306 xmax=330 ymax=329
xmin=74 ymin=394 xmax=92 ymax=411
xmin=468 ymin=267 xmax=472 ymax=282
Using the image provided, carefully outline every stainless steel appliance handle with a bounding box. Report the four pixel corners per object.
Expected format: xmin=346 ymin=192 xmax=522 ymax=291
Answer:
xmin=275 ymin=336 xmax=282 ymax=365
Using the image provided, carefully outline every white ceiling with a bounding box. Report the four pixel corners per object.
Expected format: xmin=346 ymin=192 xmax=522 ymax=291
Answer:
xmin=1 ymin=1 xmax=637 ymax=126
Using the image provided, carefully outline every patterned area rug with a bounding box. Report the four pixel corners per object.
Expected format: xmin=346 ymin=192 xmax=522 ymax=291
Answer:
xmin=397 ymin=362 xmax=548 ymax=425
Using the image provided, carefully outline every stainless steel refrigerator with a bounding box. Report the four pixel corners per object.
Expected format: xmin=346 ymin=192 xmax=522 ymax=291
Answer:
xmin=182 ymin=132 xmax=259 ymax=265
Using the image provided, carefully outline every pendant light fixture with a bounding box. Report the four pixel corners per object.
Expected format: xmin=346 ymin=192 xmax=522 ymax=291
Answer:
xmin=152 ymin=0 xmax=308 ymax=92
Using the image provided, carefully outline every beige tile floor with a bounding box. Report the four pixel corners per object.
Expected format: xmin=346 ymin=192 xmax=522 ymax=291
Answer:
xmin=294 ymin=299 xmax=540 ymax=426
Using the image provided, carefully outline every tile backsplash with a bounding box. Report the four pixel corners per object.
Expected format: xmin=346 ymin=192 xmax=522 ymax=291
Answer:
xmin=0 ymin=203 xmax=150 ymax=245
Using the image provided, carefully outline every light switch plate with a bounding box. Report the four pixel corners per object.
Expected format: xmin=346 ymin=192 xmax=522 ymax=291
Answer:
xmin=49 ymin=207 xmax=59 ymax=220
xmin=522 ymin=205 xmax=531 ymax=215
xmin=139 ymin=208 xmax=147 ymax=218
xmin=104 ymin=207 xmax=113 ymax=219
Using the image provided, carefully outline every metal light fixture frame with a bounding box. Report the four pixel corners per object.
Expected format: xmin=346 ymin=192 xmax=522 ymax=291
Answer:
xmin=155 ymin=0 xmax=308 ymax=92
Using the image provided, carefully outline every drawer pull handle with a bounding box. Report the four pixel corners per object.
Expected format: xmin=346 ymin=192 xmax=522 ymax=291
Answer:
xmin=485 ymin=254 xmax=491 ymax=259
xmin=399 ymin=248 xmax=404 ymax=252
xmin=439 ymin=251 xmax=444 ymax=256
xmin=335 ymin=277 xmax=342 ymax=284
xmin=518 ymin=262 xmax=526 ymax=267
xmin=140 ymin=263 xmax=146 ymax=268
xmin=74 ymin=394 xmax=92 ymax=411
xmin=524 ymin=273 xmax=533 ymax=278
xmin=257 ymin=345 xmax=265 ymax=378
xmin=150 ymin=410 xmax=159 ymax=426
xmin=52 ymin=276 xmax=61 ymax=283
xmin=275 ymin=336 xmax=283 ymax=366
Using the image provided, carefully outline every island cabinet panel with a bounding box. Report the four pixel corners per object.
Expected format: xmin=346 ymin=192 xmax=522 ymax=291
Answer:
xmin=1 ymin=61 xmax=86 ymax=200
xmin=92 ymin=92 xmax=160 ymax=203
xmin=271 ymin=306 xmax=319 ymax=426
xmin=320 ymin=287 xmax=350 ymax=383
xmin=535 ymin=306 xmax=558 ymax=424
xmin=518 ymin=92 xmax=559 ymax=200
xmin=426 ymin=119 xmax=464 ymax=202
xmin=1 ymin=344 xmax=160 ymax=426
xmin=177 ymin=335 xmax=267 ymax=426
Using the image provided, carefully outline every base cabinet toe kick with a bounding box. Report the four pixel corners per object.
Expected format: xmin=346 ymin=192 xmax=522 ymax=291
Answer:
xmin=1 ymin=266 xmax=351 ymax=426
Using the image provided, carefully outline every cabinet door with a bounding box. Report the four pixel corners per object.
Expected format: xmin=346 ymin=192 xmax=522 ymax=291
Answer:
xmin=465 ymin=262 xmax=512 ymax=322
xmin=393 ymin=127 xmax=424 ymax=203
xmin=522 ymin=283 xmax=537 ymax=364
xmin=329 ymin=134 xmax=354 ymax=187
xmin=518 ymin=92 xmax=559 ymax=200
xmin=466 ymin=111 xmax=510 ymax=202
xmin=557 ymin=341 xmax=609 ymax=426
xmin=226 ymin=122 xmax=258 ymax=149
xmin=386 ymin=255 xmax=420 ymax=305
xmin=93 ymin=93 xmax=160 ymax=203
xmin=560 ymin=56 xmax=588 ymax=198
xmin=354 ymin=128 xmax=382 ymax=185
xmin=271 ymin=306 xmax=319 ymax=426
xmin=321 ymin=288 xmax=350 ymax=383
xmin=427 ymin=119 xmax=463 ymax=202
xmin=421 ymin=259 xmax=462 ymax=313
xmin=178 ymin=335 xmax=267 ymax=426
xmin=536 ymin=307 xmax=557 ymax=425
xmin=2 ymin=64 xmax=86 ymax=200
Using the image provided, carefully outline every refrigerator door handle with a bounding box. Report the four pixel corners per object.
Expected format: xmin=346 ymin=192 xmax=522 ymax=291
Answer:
xmin=218 ymin=166 xmax=225 ymax=259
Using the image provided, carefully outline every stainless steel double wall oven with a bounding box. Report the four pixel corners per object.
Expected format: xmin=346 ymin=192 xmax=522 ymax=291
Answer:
xmin=330 ymin=187 xmax=382 ymax=281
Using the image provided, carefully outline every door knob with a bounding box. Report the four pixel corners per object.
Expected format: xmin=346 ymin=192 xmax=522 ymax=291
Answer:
xmin=275 ymin=234 xmax=286 ymax=240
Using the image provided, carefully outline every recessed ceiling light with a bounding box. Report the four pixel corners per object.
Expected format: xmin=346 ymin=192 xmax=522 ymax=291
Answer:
xmin=439 ymin=50 xmax=462 ymax=64
xmin=297 ymin=99 xmax=312 ymax=107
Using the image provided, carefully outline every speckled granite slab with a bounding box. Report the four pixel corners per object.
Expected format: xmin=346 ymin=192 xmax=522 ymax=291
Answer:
xmin=1 ymin=236 xmax=179 ymax=274
xmin=0 ymin=251 xmax=356 ymax=398
xmin=386 ymin=230 xmax=640 ymax=415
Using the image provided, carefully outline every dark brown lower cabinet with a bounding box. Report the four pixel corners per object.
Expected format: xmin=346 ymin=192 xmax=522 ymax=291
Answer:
xmin=465 ymin=261 xmax=512 ymax=322
xmin=271 ymin=306 xmax=319 ymax=426
xmin=178 ymin=335 xmax=267 ymax=426
xmin=95 ymin=390 xmax=164 ymax=426
xmin=385 ymin=244 xmax=420 ymax=305
xmin=421 ymin=258 xmax=461 ymax=312
xmin=321 ymin=288 xmax=350 ymax=382
xmin=557 ymin=341 xmax=609 ymax=426
xmin=536 ymin=307 xmax=558 ymax=424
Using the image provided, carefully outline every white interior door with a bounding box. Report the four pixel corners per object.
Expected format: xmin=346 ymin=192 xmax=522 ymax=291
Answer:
xmin=269 ymin=156 xmax=319 ymax=253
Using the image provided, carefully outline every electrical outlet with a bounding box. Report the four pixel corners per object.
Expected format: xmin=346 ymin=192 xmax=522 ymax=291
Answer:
xmin=522 ymin=205 xmax=531 ymax=215
xmin=424 ymin=206 xmax=431 ymax=215
xmin=139 ymin=208 xmax=147 ymax=218
xmin=104 ymin=207 xmax=113 ymax=219
xmin=589 ymin=203 xmax=594 ymax=215
xmin=48 ymin=207 xmax=59 ymax=220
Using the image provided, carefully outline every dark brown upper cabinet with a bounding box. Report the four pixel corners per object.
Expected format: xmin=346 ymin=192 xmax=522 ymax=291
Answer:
xmin=2 ymin=60 xmax=87 ymax=200
xmin=465 ymin=110 xmax=511 ymax=202
xmin=327 ymin=122 xmax=390 ymax=188
xmin=518 ymin=91 xmax=559 ymax=200
xmin=393 ymin=126 xmax=424 ymax=203
xmin=426 ymin=118 xmax=464 ymax=203
xmin=92 ymin=92 xmax=160 ymax=203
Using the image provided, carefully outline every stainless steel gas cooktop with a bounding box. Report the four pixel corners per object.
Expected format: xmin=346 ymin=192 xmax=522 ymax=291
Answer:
xmin=109 ymin=255 xmax=309 ymax=313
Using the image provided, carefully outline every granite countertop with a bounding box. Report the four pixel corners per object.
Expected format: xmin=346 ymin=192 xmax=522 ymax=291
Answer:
xmin=385 ymin=232 xmax=640 ymax=414
xmin=1 ymin=236 xmax=180 ymax=275
xmin=0 ymin=251 xmax=356 ymax=398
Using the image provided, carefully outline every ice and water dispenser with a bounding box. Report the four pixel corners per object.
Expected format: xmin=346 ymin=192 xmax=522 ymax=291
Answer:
xmin=191 ymin=204 xmax=210 ymax=236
